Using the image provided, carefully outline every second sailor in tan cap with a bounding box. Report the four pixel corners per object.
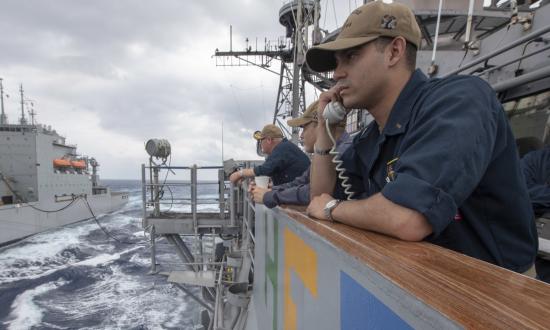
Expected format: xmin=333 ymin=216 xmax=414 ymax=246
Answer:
xmin=229 ymin=123 xmax=310 ymax=186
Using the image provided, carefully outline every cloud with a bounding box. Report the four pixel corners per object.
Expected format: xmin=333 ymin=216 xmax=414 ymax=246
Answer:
xmin=0 ymin=0 xmax=350 ymax=179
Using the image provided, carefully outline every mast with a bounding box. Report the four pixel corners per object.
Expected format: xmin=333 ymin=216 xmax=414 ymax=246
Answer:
xmin=290 ymin=0 xmax=305 ymax=143
xmin=19 ymin=84 xmax=27 ymax=125
xmin=0 ymin=78 xmax=7 ymax=125
xmin=214 ymin=0 xmax=318 ymax=144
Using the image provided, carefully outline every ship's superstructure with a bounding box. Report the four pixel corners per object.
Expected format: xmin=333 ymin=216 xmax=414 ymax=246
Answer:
xmin=0 ymin=81 xmax=128 ymax=245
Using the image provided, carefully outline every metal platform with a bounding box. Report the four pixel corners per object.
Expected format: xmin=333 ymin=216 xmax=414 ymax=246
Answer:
xmin=144 ymin=212 xmax=237 ymax=235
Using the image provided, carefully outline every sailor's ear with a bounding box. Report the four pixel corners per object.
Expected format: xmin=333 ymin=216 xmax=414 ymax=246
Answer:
xmin=386 ymin=36 xmax=407 ymax=68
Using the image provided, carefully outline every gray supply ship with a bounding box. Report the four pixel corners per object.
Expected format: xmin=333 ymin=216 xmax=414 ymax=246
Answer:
xmin=0 ymin=81 xmax=128 ymax=246
xmin=140 ymin=1 xmax=550 ymax=329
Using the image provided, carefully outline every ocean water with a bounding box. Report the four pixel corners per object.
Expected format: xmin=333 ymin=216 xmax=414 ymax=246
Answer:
xmin=0 ymin=179 xmax=219 ymax=329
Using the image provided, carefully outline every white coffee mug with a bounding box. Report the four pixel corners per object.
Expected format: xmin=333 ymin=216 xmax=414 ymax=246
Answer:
xmin=255 ymin=176 xmax=270 ymax=189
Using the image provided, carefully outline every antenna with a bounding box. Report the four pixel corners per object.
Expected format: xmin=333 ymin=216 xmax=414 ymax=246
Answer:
xmin=0 ymin=78 xmax=7 ymax=125
xmin=29 ymin=107 xmax=36 ymax=126
xmin=214 ymin=0 xmax=321 ymax=144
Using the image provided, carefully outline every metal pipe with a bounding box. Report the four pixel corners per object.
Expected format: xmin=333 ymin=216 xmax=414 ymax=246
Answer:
xmin=492 ymin=65 xmax=550 ymax=92
xmin=191 ymin=165 xmax=198 ymax=233
xmin=242 ymin=184 xmax=249 ymax=241
xmin=153 ymin=165 xmax=160 ymax=217
xmin=443 ymin=24 xmax=550 ymax=77
xmin=218 ymin=169 xmax=225 ymax=220
xmin=475 ymin=43 xmax=550 ymax=77
xmin=152 ymin=201 xmax=220 ymax=205
xmin=141 ymin=163 xmax=147 ymax=222
xmin=143 ymin=165 xmax=222 ymax=170
xmin=431 ymin=0 xmax=444 ymax=63
xmin=230 ymin=183 xmax=236 ymax=226
xmin=150 ymin=226 xmax=157 ymax=274
xmin=211 ymin=254 xmax=225 ymax=329
xmin=465 ymin=0 xmax=475 ymax=44
xmin=148 ymin=157 xmax=154 ymax=208
xmin=144 ymin=183 xmax=191 ymax=187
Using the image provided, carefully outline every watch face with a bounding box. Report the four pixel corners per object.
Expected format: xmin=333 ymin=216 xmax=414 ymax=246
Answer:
xmin=325 ymin=199 xmax=338 ymax=209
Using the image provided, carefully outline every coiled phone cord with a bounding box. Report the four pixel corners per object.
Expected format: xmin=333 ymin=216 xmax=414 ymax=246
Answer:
xmin=326 ymin=119 xmax=354 ymax=200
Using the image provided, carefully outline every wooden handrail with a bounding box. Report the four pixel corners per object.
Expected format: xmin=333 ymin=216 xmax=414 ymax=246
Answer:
xmin=281 ymin=205 xmax=550 ymax=329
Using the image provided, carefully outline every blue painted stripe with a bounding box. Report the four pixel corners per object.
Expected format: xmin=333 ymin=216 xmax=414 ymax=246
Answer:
xmin=340 ymin=271 xmax=412 ymax=330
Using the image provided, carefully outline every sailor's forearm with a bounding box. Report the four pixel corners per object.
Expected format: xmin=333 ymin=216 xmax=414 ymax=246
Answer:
xmin=331 ymin=193 xmax=433 ymax=241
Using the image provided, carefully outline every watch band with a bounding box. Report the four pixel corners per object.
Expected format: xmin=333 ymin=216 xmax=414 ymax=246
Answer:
xmin=314 ymin=145 xmax=332 ymax=155
xmin=324 ymin=199 xmax=341 ymax=222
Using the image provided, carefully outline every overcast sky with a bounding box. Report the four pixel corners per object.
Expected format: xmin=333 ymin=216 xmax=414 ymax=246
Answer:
xmin=0 ymin=0 xmax=362 ymax=180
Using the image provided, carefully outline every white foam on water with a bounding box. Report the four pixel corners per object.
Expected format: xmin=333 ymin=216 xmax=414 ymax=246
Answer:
xmin=0 ymin=207 xmax=147 ymax=283
xmin=75 ymin=246 xmax=143 ymax=267
xmin=128 ymin=253 xmax=151 ymax=266
xmin=47 ymin=264 xmax=192 ymax=329
xmin=0 ymin=222 xmax=99 ymax=283
xmin=5 ymin=279 xmax=68 ymax=330
xmin=0 ymin=239 xmax=143 ymax=284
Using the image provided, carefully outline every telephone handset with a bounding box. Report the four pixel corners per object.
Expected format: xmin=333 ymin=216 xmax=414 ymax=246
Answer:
xmin=322 ymin=101 xmax=355 ymax=200
xmin=323 ymin=101 xmax=348 ymax=125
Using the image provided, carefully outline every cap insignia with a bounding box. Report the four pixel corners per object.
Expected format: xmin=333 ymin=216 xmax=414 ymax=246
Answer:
xmin=381 ymin=15 xmax=397 ymax=30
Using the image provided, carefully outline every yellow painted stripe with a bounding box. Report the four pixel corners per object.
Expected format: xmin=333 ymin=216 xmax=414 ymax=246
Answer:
xmin=284 ymin=227 xmax=318 ymax=330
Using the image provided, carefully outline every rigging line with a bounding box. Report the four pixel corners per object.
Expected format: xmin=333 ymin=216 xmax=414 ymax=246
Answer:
xmin=0 ymin=174 xmax=80 ymax=213
xmin=82 ymin=196 xmax=141 ymax=245
xmin=458 ymin=48 xmax=470 ymax=68
xmin=27 ymin=197 xmax=80 ymax=213
xmin=158 ymin=154 xmax=174 ymax=212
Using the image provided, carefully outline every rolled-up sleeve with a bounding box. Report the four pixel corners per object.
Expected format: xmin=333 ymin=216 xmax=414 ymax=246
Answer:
xmin=382 ymin=174 xmax=457 ymax=236
xmin=381 ymin=77 xmax=498 ymax=237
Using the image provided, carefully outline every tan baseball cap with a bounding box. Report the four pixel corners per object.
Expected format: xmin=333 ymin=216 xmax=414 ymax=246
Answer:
xmin=253 ymin=124 xmax=284 ymax=140
xmin=306 ymin=1 xmax=421 ymax=72
xmin=287 ymin=100 xmax=319 ymax=127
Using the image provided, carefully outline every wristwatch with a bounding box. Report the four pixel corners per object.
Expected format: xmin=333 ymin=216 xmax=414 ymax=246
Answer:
xmin=324 ymin=199 xmax=341 ymax=222
xmin=314 ymin=144 xmax=332 ymax=155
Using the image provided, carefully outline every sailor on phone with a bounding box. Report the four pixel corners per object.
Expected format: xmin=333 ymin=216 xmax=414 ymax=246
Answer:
xmin=305 ymin=1 xmax=537 ymax=274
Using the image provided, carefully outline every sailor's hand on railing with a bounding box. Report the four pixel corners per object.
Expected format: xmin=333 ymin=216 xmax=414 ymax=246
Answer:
xmin=247 ymin=181 xmax=256 ymax=193
xmin=251 ymin=186 xmax=270 ymax=204
xmin=229 ymin=170 xmax=243 ymax=185
xmin=306 ymin=193 xmax=336 ymax=221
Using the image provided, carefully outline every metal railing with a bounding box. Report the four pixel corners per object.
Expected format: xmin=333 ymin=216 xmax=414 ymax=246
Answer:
xmin=141 ymin=160 xmax=257 ymax=330
xmin=141 ymin=163 xmax=227 ymax=223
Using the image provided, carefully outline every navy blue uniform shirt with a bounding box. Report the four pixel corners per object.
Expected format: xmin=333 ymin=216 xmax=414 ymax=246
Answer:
xmin=263 ymin=132 xmax=352 ymax=208
xmin=254 ymin=138 xmax=310 ymax=186
xmin=339 ymin=69 xmax=537 ymax=272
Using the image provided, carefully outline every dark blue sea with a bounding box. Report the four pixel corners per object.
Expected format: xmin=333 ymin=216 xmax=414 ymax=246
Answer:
xmin=0 ymin=179 xmax=218 ymax=329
